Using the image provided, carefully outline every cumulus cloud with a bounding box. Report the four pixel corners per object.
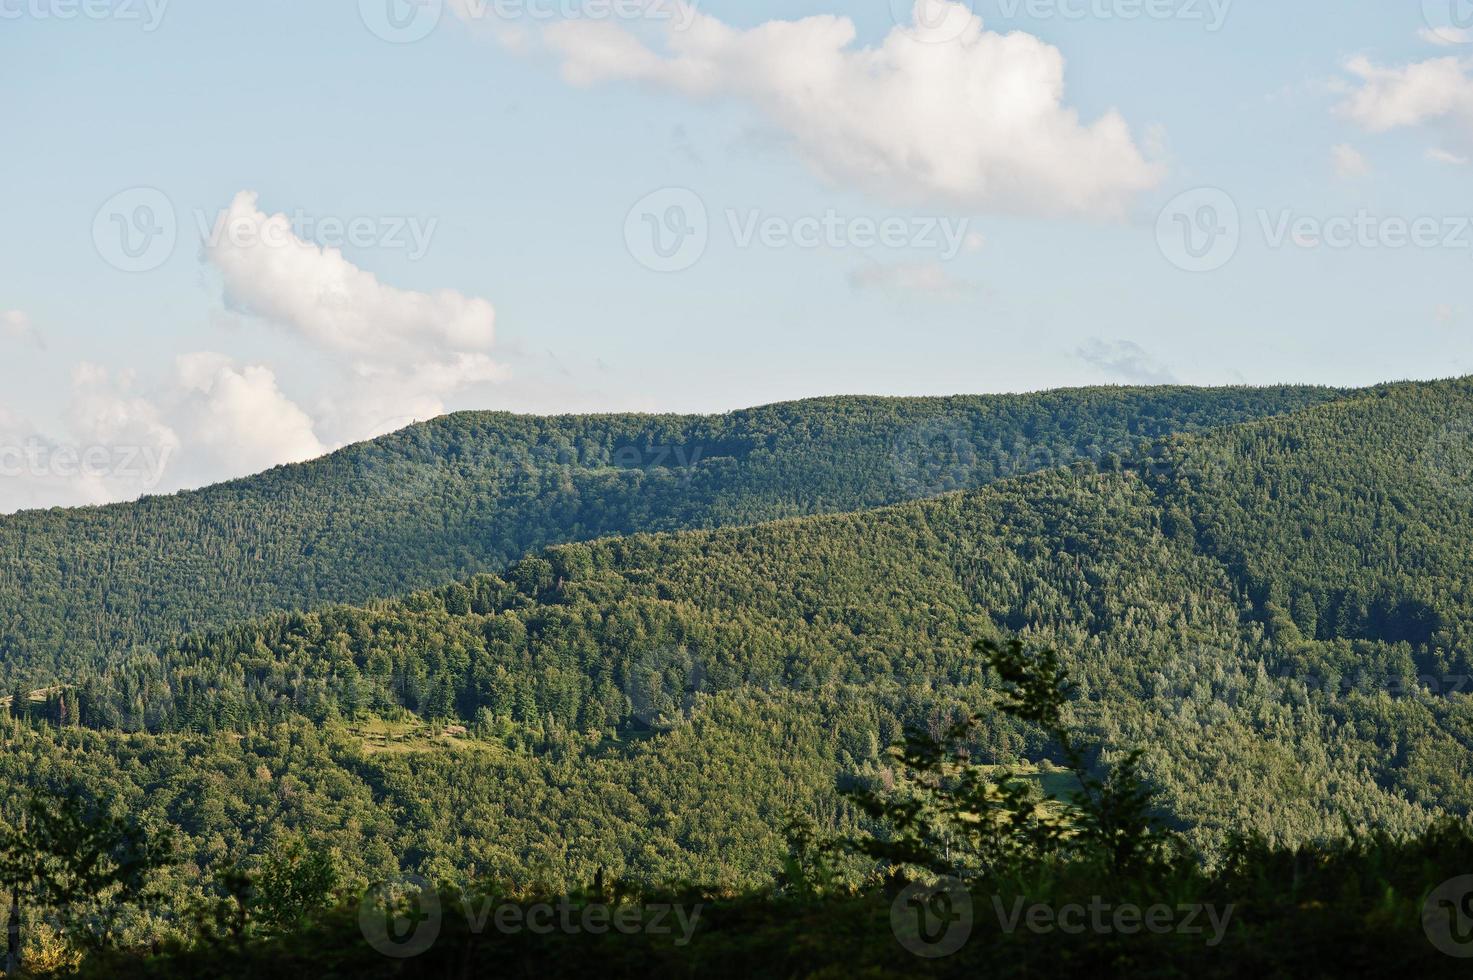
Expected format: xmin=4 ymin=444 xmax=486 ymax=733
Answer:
xmin=314 ymin=352 xmax=508 ymax=441
xmin=65 ymin=364 xmax=182 ymax=481
xmin=0 ymin=354 xmax=336 ymax=514
xmin=2 ymin=189 xmax=513 ymax=512
xmin=1331 ymin=143 xmax=1371 ymax=178
xmin=1077 ymin=339 xmax=1178 ymax=386
xmin=0 ymin=409 xmax=111 ymax=513
xmin=205 ymin=191 xmax=495 ymax=359
xmin=173 ymin=353 xmax=326 ymax=480
xmin=1338 ymin=56 xmax=1473 ymax=133
xmin=0 ymin=367 xmax=182 ymax=513
xmin=202 ymin=191 xmax=506 ymax=442
xmin=1419 ymin=27 xmax=1473 ymax=47
xmin=544 ymin=1 xmax=1162 ymax=218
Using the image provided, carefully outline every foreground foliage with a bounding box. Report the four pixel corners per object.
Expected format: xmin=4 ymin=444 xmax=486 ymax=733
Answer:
xmin=37 ymin=639 xmax=1473 ymax=977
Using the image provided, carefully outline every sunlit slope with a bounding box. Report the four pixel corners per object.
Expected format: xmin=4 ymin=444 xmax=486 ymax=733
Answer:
xmin=53 ymin=380 xmax=1473 ymax=885
xmin=0 ymin=385 xmax=1339 ymax=677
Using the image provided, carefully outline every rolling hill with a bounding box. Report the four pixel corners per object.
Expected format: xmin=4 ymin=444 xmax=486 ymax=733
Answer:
xmin=0 ymin=386 xmax=1341 ymax=678
xmin=14 ymin=377 xmax=1472 ymax=895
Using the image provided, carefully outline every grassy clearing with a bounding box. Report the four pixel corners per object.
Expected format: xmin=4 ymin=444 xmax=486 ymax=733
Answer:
xmin=350 ymin=715 xmax=495 ymax=757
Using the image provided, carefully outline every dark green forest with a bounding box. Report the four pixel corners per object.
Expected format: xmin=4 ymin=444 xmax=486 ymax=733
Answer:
xmin=2 ymin=379 xmax=1472 ymax=975
xmin=0 ymin=387 xmax=1339 ymax=678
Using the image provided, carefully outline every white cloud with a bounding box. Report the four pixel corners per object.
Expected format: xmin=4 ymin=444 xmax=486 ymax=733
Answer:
xmin=1419 ymin=27 xmax=1473 ymax=47
xmin=315 ymin=353 xmax=508 ymax=441
xmin=0 ymin=366 xmax=183 ymax=513
xmin=1 ymin=310 xmax=43 ymax=349
xmin=173 ymin=354 xmax=326 ymax=480
xmin=0 ymin=409 xmax=109 ymax=513
xmin=205 ymin=191 xmax=495 ymax=360
xmin=4 ymin=187 xmax=515 ymax=511
xmin=65 ymin=364 xmax=181 ymax=475
xmin=64 ymin=356 xmax=327 ymax=499
xmin=203 ymin=190 xmax=506 ymax=443
xmin=1331 ymin=143 xmax=1371 ymax=178
xmin=545 ymin=1 xmax=1162 ymax=218
xmin=1077 ymin=339 xmax=1177 ymax=386
xmin=0 ymin=354 xmax=335 ymax=514
xmin=1338 ymin=56 xmax=1473 ymax=132
xmin=1428 ymin=146 xmax=1469 ymax=164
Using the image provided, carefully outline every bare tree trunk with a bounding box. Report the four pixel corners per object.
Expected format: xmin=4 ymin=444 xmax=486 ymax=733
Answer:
xmin=5 ymin=885 xmax=20 ymax=977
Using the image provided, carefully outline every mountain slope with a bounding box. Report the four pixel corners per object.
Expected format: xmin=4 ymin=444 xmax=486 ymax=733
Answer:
xmin=0 ymin=386 xmax=1340 ymax=677
xmin=32 ymin=378 xmax=1473 ymax=890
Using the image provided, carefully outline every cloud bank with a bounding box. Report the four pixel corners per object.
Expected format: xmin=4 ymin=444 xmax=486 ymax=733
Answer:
xmin=544 ymin=1 xmax=1162 ymax=218
xmin=204 ymin=190 xmax=505 ymax=443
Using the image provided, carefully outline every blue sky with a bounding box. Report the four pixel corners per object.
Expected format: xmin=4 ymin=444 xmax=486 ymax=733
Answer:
xmin=3 ymin=0 xmax=1473 ymax=509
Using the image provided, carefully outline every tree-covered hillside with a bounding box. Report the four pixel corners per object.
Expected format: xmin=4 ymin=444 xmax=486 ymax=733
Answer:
xmin=0 ymin=387 xmax=1341 ymax=678
xmin=12 ymin=378 xmax=1473 ymax=901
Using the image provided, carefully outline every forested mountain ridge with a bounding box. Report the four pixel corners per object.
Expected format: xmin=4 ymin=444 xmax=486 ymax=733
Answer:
xmin=0 ymin=386 xmax=1342 ymax=678
xmin=22 ymin=377 xmax=1473 ymax=895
